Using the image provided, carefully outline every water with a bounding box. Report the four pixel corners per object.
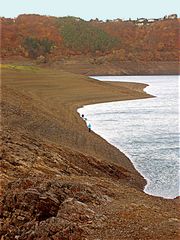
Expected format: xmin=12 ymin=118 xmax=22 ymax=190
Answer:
xmin=78 ymin=75 xmax=180 ymax=199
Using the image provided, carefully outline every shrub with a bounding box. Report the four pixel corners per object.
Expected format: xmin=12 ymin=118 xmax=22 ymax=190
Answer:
xmin=23 ymin=37 xmax=55 ymax=59
xmin=57 ymin=18 xmax=119 ymax=54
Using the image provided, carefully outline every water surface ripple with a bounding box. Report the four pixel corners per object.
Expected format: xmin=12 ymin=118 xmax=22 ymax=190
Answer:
xmin=78 ymin=75 xmax=179 ymax=199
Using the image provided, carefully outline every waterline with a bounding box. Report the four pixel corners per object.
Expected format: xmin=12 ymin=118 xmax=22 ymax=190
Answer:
xmin=78 ymin=75 xmax=179 ymax=199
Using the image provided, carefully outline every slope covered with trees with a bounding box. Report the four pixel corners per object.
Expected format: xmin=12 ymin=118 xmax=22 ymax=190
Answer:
xmin=1 ymin=14 xmax=179 ymax=63
xmin=92 ymin=19 xmax=179 ymax=61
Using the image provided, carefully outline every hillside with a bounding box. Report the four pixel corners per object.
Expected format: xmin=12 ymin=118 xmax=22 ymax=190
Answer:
xmin=1 ymin=64 xmax=179 ymax=239
xmin=1 ymin=14 xmax=179 ymax=74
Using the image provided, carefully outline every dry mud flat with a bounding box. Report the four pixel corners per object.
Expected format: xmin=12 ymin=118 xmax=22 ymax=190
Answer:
xmin=1 ymin=65 xmax=179 ymax=240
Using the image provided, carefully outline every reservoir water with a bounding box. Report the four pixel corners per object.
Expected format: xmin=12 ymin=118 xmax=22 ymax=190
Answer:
xmin=78 ymin=75 xmax=180 ymax=199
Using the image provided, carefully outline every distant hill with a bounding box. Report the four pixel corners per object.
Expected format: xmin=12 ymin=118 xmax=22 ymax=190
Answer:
xmin=1 ymin=14 xmax=179 ymax=63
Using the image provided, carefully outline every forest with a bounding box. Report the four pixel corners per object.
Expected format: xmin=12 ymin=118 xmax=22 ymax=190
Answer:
xmin=1 ymin=14 xmax=179 ymax=62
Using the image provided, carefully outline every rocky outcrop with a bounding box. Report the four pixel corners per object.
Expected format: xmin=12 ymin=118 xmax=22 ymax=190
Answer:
xmin=1 ymin=114 xmax=179 ymax=240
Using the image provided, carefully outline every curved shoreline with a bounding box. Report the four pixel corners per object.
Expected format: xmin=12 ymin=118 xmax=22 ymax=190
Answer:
xmin=2 ymin=65 xmax=153 ymax=189
xmin=71 ymin=81 xmax=155 ymax=191
xmin=2 ymin=65 xmax=179 ymax=239
xmin=79 ymin=76 xmax=179 ymax=199
xmin=76 ymin=84 xmax=152 ymax=195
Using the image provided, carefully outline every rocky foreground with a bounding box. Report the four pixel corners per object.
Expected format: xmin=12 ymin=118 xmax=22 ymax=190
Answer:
xmin=1 ymin=65 xmax=179 ymax=239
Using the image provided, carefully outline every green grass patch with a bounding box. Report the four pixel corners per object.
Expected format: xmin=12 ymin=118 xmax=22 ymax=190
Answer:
xmin=0 ymin=64 xmax=40 ymax=71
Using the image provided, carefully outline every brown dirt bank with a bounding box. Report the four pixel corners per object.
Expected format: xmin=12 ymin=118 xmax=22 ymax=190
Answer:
xmin=48 ymin=58 xmax=179 ymax=76
xmin=3 ymin=57 xmax=180 ymax=76
xmin=1 ymin=65 xmax=179 ymax=239
xmin=1 ymin=65 xmax=152 ymax=182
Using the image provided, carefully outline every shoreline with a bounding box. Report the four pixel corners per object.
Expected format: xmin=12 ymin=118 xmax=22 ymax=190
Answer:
xmin=2 ymin=64 xmax=179 ymax=239
xmin=78 ymin=76 xmax=179 ymax=200
xmin=2 ymin=65 xmax=154 ymax=190
xmin=71 ymin=81 xmax=155 ymax=192
xmin=76 ymin=88 xmax=152 ymax=197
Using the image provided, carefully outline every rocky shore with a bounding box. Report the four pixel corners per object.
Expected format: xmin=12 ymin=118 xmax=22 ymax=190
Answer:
xmin=1 ymin=64 xmax=179 ymax=239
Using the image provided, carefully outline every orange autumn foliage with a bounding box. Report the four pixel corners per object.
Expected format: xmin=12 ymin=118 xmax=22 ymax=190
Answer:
xmin=1 ymin=14 xmax=179 ymax=61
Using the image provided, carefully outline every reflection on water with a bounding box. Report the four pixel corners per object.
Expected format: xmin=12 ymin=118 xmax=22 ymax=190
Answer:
xmin=78 ymin=75 xmax=179 ymax=199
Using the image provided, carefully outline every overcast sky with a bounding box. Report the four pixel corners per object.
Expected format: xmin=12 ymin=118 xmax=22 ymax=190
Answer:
xmin=0 ymin=0 xmax=179 ymax=20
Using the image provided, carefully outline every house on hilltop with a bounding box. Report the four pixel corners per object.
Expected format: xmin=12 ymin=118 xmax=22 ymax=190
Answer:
xmin=135 ymin=17 xmax=161 ymax=26
xmin=147 ymin=19 xmax=156 ymax=23
xmin=164 ymin=14 xmax=177 ymax=20
xmin=168 ymin=14 xmax=177 ymax=19
xmin=135 ymin=18 xmax=148 ymax=26
xmin=146 ymin=18 xmax=161 ymax=25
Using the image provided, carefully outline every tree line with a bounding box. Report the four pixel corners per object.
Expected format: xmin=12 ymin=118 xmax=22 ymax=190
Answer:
xmin=1 ymin=14 xmax=179 ymax=62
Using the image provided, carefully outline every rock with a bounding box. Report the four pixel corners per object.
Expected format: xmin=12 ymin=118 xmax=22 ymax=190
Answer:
xmin=25 ymin=188 xmax=40 ymax=197
xmin=36 ymin=55 xmax=46 ymax=63
xmin=39 ymin=193 xmax=60 ymax=205
xmin=168 ymin=218 xmax=179 ymax=223
xmin=17 ymin=216 xmax=25 ymax=221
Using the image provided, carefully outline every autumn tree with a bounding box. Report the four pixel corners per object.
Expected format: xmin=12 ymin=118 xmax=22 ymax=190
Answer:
xmin=59 ymin=19 xmax=119 ymax=54
xmin=1 ymin=14 xmax=179 ymax=61
xmin=23 ymin=37 xmax=55 ymax=59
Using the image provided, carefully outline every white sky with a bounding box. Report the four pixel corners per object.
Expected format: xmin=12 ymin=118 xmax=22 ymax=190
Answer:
xmin=0 ymin=0 xmax=179 ymax=20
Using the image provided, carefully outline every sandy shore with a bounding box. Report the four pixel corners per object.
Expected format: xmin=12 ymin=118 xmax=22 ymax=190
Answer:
xmin=1 ymin=64 xmax=179 ymax=240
